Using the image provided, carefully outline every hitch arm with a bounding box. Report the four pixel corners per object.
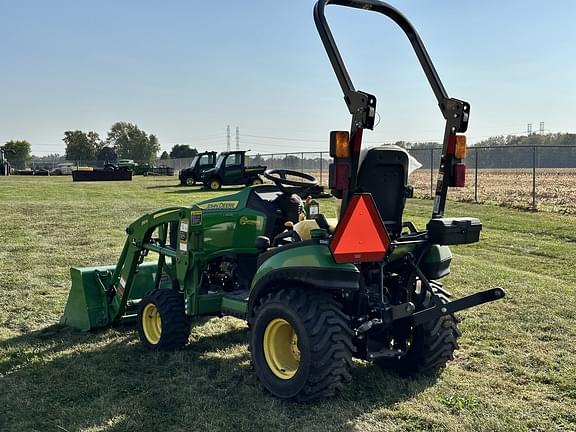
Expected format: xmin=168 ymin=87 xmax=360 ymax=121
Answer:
xmin=412 ymin=287 xmax=505 ymax=326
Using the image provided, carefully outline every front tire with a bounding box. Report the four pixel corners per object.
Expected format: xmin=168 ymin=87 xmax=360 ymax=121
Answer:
xmin=184 ymin=177 xmax=196 ymax=186
xmin=250 ymin=288 xmax=353 ymax=401
xmin=137 ymin=289 xmax=190 ymax=351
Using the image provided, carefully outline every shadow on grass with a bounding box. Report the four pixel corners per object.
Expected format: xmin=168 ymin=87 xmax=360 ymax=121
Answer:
xmin=0 ymin=322 xmax=437 ymax=432
xmin=164 ymin=186 xmax=246 ymax=195
xmin=145 ymin=184 xmax=184 ymax=190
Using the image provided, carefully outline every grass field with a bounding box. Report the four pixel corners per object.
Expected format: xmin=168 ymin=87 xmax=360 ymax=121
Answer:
xmin=1 ymin=176 xmax=575 ymax=432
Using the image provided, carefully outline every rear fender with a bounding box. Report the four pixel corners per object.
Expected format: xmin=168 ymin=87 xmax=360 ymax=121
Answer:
xmin=247 ymin=243 xmax=359 ymax=322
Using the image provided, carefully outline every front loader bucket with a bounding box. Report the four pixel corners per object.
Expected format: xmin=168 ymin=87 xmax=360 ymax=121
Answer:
xmin=61 ymin=262 xmax=161 ymax=331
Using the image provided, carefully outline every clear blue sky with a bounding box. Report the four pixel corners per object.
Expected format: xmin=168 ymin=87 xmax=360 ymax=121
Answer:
xmin=1 ymin=0 xmax=574 ymax=155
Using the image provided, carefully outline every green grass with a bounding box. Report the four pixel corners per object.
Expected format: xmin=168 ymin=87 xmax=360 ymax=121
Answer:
xmin=1 ymin=176 xmax=575 ymax=432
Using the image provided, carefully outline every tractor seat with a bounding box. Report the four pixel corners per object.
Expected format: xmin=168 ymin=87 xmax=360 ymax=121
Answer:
xmin=357 ymin=146 xmax=410 ymax=238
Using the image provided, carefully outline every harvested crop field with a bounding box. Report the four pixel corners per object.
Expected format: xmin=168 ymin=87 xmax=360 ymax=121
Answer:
xmin=409 ymin=168 xmax=576 ymax=214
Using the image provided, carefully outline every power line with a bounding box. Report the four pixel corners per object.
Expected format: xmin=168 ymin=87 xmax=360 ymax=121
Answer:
xmin=243 ymin=133 xmax=326 ymax=143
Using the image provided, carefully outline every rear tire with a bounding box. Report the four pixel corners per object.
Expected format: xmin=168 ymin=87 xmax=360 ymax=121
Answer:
xmin=137 ymin=289 xmax=190 ymax=351
xmin=250 ymin=288 xmax=353 ymax=401
xmin=375 ymin=286 xmax=461 ymax=375
xmin=209 ymin=178 xmax=221 ymax=190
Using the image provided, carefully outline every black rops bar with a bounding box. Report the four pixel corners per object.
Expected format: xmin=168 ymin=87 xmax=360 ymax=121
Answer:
xmin=313 ymin=0 xmax=470 ymax=218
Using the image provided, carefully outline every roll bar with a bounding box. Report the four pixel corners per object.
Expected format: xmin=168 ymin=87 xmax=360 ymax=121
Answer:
xmin=314 ymin=0 xmax=470 ymax=218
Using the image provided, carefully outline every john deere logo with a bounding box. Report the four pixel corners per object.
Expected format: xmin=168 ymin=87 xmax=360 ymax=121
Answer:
xmin=239 ymin=216 xmax=257 ymax=225
xmin=200 ymin=201 xmax=239 ymax=210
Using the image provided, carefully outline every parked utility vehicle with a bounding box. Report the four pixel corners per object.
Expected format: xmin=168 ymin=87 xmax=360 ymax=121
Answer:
xmin=179 ymin=151 xmax=217 ymax=186
xmin=50 ymin=163 xmax=74 ymax=175
xmin=201 ymin=150 xmax=266 ymax=190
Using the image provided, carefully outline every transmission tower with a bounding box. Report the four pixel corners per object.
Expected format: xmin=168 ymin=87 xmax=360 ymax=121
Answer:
xmin=527 ymin=123 xmax=532 ymax=135
xmin=539 ymin=122 xmax=545 ymax=134
xmin=235 ymin=126 xmax=240 ymax=150
xmin=226 ymin=125 xmax=231 ymax=151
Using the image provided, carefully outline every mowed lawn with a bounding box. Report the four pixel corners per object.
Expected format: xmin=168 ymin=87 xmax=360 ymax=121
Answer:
xmin=1 ymin=175 xmax=575 ymax=432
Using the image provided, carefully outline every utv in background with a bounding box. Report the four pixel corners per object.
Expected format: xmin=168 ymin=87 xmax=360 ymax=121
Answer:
xmin=201 ymin=150 xmax=266 ymax=190
xmin=179 ymin=151 xmax=217 ymax=186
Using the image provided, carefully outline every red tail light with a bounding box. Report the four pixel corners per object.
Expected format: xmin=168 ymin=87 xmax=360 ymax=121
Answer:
xmin=329 ymin=161 xmax=349 ymax=190
xmin=452 ymin=163 xmax=466 ymax=187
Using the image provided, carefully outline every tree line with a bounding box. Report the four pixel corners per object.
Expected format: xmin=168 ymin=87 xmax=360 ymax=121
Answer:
xmin=4 ymin=132 xmax=575 ymax=170
xmin=2 ymin=122 xmax=200 ymax=169
xmin=402 ymin=133 xmax=576 ymax=169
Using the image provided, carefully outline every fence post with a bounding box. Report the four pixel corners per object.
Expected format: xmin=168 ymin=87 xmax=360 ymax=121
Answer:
xmin=532 ymin=145 xmax=537 ymax=210
xmin=301 ymin=152 xmax=304 ymax=172
xmin=319 ymin=152 xmax=323 ymax=186
xmin=474 ymin=147 xmax=479 ymax=203
xmin=430 ymin=148 xmax=434 ymax=197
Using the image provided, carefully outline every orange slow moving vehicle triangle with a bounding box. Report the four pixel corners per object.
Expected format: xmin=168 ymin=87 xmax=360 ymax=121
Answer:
xmin=330 ymin=194 xmax=391 ymax=263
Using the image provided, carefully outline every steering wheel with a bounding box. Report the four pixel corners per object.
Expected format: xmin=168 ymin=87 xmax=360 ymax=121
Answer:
xmin=272 ymin=229 xmax=302 ymax=247
xmin=263 ymin=169 xmax=318 ymax=193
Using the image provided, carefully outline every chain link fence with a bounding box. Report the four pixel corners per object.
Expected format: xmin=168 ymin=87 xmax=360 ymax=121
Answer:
xmin=22 ymin=145 xmax=576 ymax=213
xmin=410 ymin=145 xmax=576 ymax=213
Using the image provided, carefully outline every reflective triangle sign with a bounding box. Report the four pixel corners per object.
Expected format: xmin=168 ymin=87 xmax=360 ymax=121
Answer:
xmin=330 ymin=194 xmax=390 ymax=263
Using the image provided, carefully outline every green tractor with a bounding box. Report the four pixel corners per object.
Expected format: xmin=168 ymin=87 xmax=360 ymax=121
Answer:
xmin=61 ymin=0 xmax=504 ymax=401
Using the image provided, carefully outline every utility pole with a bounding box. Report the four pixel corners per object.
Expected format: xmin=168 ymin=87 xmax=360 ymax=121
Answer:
xmin=226 ymin=125 xmax=231 ymax=151
xmin=235 ymin=126 xmax=240 ymax=150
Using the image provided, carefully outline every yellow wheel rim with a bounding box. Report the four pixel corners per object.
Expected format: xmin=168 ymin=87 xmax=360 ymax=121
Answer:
xmin=142 ymin=303 xmax=162 ymax=344
xmin=210 ymin=180 xmax=220 ymax=190
xmin=263 ymin=318 xmax=300 ymax=379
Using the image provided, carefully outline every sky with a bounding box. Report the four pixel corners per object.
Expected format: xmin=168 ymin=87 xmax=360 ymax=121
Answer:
xmin=0 ymin=0 xmax=575 ymax=156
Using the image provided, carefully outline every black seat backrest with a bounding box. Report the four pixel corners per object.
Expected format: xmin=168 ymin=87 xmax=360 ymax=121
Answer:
xmin=357 ymin=147 xmax=409 ymax=237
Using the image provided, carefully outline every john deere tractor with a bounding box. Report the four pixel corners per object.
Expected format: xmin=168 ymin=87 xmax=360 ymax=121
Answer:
xmin=61 ymin=0 xmax=504 ymax=401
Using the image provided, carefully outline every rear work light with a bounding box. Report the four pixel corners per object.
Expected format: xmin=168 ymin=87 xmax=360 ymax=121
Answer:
xmin=330 ymin=131 xmax=350 ymax=158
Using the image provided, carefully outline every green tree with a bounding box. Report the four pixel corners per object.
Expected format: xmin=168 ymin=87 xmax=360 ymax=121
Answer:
xmin=169 ymin=144 xmax=198 ymax=159
xmin=107 ymin=122 xmax=160 ymax=163
xmin=63 ymin=131 xmax=101 ymax=161
xmin=96 ymin=146 xmax=117 ymax=162
xmin=160 ymin=151 xmax=170 ymax=160
xmin=4 ymin=140 xmax=31 ymax=169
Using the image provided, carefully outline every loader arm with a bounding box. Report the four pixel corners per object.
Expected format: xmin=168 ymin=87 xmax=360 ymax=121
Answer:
xmin=61 ymin=206 xmax=205 ymax=331
xmin=106 ymin=206 xmax=204 ymax=322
